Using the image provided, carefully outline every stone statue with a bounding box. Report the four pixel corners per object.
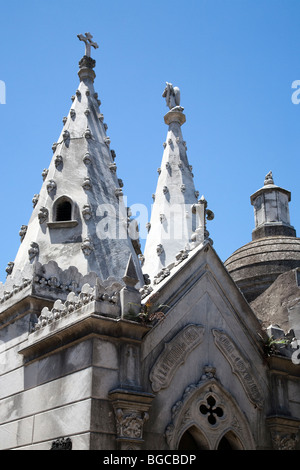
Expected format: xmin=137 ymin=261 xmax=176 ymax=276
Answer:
xmin=264 ymin=171 xmax=274 ymax=186
xmin=162 ymin=82 xmax=182 ymax=111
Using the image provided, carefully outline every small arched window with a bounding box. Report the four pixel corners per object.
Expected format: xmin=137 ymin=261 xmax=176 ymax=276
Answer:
xmin=48 ymin=196 xmax=78 ymax=229
xmin=55 ymin=200 xmax=72 ymax=221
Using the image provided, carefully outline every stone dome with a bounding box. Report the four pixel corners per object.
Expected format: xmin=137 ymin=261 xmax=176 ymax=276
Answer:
xmin=224 ymin=172 xmax=300 ymax=302
xmin=224 ymin=236 xmax=300 ymax=302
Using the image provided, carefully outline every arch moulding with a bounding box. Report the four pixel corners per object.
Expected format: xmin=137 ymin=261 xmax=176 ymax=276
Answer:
xmin=165 ymin=366 xmax=256 ymax=450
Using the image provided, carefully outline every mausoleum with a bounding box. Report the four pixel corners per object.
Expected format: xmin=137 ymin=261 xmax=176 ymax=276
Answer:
xmin=0 ymin=34 xmax=299 ymax=450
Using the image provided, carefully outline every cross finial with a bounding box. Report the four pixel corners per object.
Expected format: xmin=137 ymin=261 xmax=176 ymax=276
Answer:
xmin=77 ymin=32 xmax=99 ymax=57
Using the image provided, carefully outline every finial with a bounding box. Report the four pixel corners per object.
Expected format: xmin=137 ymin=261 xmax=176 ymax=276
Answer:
xmin=264 ymin=171 xmax=274 ymax=186
xmin=77 ymin=32 xmax=99 ymax=57
xmin=162 ymin=82 xmax=181 ymax=110
xmin=163 ymin=82 xmax=186 ymax=125
xmin=122 ymin=254 xmax=139 ymax=287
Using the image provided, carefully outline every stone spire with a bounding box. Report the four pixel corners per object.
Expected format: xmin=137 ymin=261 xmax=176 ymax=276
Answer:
xmin=2 ymin=33 xmax=144 ymax=297
xmin=250 ymin=171 xmax=296 ymax=240
xmin=142 ymin=83 xmax=205 ymax=283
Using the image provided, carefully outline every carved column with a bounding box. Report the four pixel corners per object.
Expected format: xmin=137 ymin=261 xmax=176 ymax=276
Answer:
xmin=109 ymin=389 xmax=154 ymax=450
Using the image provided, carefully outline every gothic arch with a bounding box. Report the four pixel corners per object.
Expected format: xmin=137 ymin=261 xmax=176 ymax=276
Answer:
xmin=165 ymin=370 xmax=256 ymax=450
xmin=178 ymin=425 xmax=210 ymax=450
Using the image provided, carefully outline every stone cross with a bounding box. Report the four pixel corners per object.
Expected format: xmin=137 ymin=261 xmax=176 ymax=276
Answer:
xmin=77 ymin=32 xmax=99 ymax=57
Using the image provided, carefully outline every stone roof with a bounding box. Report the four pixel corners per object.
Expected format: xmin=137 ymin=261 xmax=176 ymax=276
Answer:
xmin=224 ymin=236 xmax=300 ymax=302
xmin=142 ymin=83 xmax=207 ymax=283
xmin=1 ymin=37 xmax=144 ymax=303
xmin=250 ymin=268 xmax=300 ymax=333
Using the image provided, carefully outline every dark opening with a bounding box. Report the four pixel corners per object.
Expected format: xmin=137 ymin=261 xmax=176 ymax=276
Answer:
xmin=56 ymin=200 xmax=72 ymax=221
xmin=217 ymin=436 xmax=233 ymax=450
xmin=178 ymin=430 xmax=200 ymax=451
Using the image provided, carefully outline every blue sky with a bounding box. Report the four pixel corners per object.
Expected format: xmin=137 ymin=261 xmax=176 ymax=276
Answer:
xmin=0 ymin=0 xmax=300 ymax=283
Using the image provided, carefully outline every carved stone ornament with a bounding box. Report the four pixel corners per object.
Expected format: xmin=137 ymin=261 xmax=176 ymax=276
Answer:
xmin=115 ymin=408 xmax=149 ymax=440
xmin=84 ymin=128 xmax=92 ymax=139
xmin=156 ymin=244 xmax=164 ymax=256
xmin=63 ymin=130 xmax=70 ymax=141
xmin=33 ymin=278 xmax=123 ymax=332
xmin=159 ymin=213 xmax=166 ymax=223
xmin=82 ymin=204 xmax=92 ymax=221
xmin=270 ymin=430 xmax=299 ymax=450
xmin=19 ymin=225 xmax=28 ymax=242
xmin=50 ymin=437 xmax=72 ymax=450
xmin=55 ymin=155 xmax=63 ymax=168
xmin=70 ymin=108 xmax=76 ymax=118
xmin=115 ymin=188 xmax=123 ymax=198
xmin=82 ymin=177 xmax=92 ymax=190
xmin=175 ymin=249 xmax=189 ymax=266
xmin=42 ymin=168 xmax=49 ymax=181
xmin=150 ymin=324 xmax=205 ymax=392
xmin=181 ymin=184 xmax=186 ymax=193
xmin=163 ymin=186 xmax=169 ymax=194
xmin=140 ymin=284 xmax=153 ymax=300
xmin=104 ymin=136 xmax=111 ymax=146
xmin=212 ymin=329 xmax=264 ymax=408
xmin=28 ymin=242 xmax=39 ymax=261
xmin=109 ymin=162 xmax=117 ymax=173
xmin=46 ymin=180 xmax=56 ymax=194
xmin=153 ymin=267 xmax=170 ymax=285
xmin=83 ymin=152 xmax=92 ymax=165
xmin=81 ymin=237 xmax=93 ymax=256
xmin=38 ymin=206 xmax=49 ymax=224
xmin=32 ymin=194 xmax=39 ymax=208
xmin=6 ymin=262 xmax=14 ymax=276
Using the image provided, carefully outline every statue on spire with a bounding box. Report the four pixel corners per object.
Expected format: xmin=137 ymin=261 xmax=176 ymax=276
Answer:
xmin=77 ymin=32 xmax=99 ymax=57
xmin=162 ymin=82 xmax=183 ymax=112
xmin=264 ymin=171 xmax=274 ymax=186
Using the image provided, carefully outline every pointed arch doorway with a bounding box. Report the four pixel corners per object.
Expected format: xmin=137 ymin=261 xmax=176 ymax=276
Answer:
xmin=165 ymin=376 xmax=255 ymax=450
xmin=178 ymin=426 xmax=243 ymax=450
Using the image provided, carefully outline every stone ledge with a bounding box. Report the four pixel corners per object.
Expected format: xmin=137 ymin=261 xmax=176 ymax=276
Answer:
xmin=47 ymin=220 xmax=78 ymax=229
xmin=18 ymin=303 xmax=150 ymax=364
